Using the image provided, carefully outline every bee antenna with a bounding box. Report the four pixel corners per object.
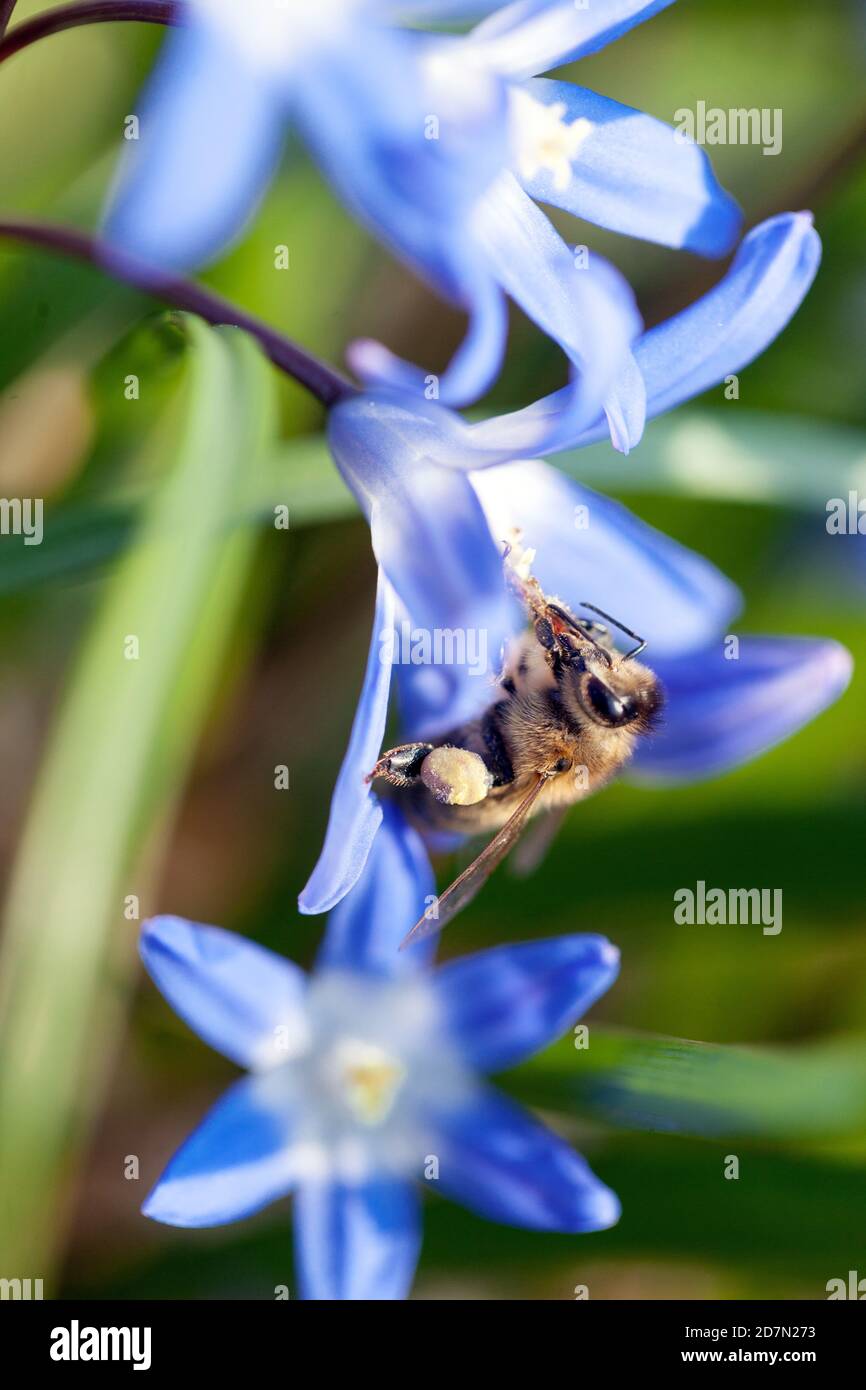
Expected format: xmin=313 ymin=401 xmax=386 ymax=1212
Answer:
xmin=578 ymin=602 xmax=647 ymax=660
xmin=544 ymin=601 xmax=609 ymax=661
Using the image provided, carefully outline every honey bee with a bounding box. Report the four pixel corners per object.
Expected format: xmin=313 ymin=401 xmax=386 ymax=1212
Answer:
xmin=367 ymin=541 xmax=664 ymax=949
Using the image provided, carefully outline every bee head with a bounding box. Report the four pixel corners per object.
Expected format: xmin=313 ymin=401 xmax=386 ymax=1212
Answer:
xmin=537 ymin=602 xmax=664 ymax=732
xmin=570 ymin=657 xmax=664 ymax=731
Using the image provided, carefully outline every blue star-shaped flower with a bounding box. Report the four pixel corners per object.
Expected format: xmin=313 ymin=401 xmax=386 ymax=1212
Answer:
xmin=139 ymin=807 xmax=622 ymax=1299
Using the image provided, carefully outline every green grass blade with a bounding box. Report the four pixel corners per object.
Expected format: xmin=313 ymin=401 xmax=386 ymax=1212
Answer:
xmin=0 ymin=319 xmax=275 ymax=1280
xmin=554 ymin=409 xmax=866 ymax=505
xmin=507 ymin=1027 xmax=866 ymax=1142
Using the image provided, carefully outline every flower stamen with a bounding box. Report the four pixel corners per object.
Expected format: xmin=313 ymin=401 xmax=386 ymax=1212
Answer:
xmin=511 ymin=89 xmax=592 ymax=192
xmin=328 ymin=1038 xmax=407 ymax=1126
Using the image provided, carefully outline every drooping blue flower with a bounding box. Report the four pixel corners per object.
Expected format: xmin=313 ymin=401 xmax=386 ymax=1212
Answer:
xmin=139 ymin=810 xmax=622 ymax=1300
xmin=103 ymin=0 xmax=738 ymax=420
xmin=349 ymin=0 xmax=742 ymax=408
xmin=299 ymin=209 xmax=850 ymax=914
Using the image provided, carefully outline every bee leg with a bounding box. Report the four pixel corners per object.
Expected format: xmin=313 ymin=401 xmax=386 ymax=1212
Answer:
xmin=534 ymin=615 xmax=557 ymax=651
xmin=366 ymin=743 xmax=434 ymax=788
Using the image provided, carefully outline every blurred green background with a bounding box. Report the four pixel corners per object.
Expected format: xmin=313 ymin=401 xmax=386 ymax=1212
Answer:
xmin=0 ymin=0 xmax=865 ymax=1299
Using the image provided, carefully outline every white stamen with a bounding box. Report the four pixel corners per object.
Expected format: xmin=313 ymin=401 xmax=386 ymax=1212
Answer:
xmin=326 ymin=1037 xmax=407 ymax=1127
xmin=504 ymin=529 xmax=537 ymax=582
xmin=511 ymin=89 xmax=592 ymax=192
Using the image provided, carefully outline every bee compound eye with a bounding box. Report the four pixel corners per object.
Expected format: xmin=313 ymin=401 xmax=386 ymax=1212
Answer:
xmin=585 ymin=676 xmax=635 ymax=727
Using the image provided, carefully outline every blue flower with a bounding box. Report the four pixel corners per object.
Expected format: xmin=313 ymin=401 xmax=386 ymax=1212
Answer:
xmin=299 ymin=212 xmax=851 ymax=914
xmin=350 ymin=0 xmax=742 ymax=407
xmin=103 ymin=0 xmax=737 ymax=418
xmin=138 ymin=812 xmax=621 ymax=1299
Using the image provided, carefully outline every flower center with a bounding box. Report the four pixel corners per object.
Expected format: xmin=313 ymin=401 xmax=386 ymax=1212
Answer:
xmin=510 ymin=89 xmax=592 ymax=192
xmin=202 ymin=0 xmax=360 ymax=71
xmin=328 ymin=1038 xmax=407 ymax=1127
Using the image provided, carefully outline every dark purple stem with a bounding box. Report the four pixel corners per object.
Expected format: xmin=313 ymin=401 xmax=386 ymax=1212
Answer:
xmin=0 ymin=0 xmax=18 ymax=42
xmin=0 ymin=220 xmax=355 ymax=407
xmin=0 ymin=1 xmax=178 ymax=62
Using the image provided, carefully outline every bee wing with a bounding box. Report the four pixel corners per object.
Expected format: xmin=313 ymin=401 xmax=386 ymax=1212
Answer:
xmin=399 ymin=772 xmax=552 ymax=951
xmin=509 ymin=804 xmax=568 ymax=878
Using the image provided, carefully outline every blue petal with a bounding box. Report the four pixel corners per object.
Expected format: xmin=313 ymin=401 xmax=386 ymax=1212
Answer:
xmin=386 ymin=2 xmax=505 ymax=16
xmin=347 ymin=269 xmax=508 ymax=408
xmin=142 ymin=1072 xmax=297 ymax=1228
xmin=434 ymin=1087 xmax=620 ymax=1231
xmin=392 ymin=640 xmax=510 ymax=743
xmin=470 ymin=460 xmax=741 ymax=653
xmin=463 ymin=353 xmax=645 ymax=458
xmin=318 ymin=802 xmax=436 ymax=975
xmin=294 ymin=1178 xmax=421 ymax=1300
xmin=351 ymin=173 xmax=641 ymax=429
xmin=469 ymin=0 xmax=677 ymax=79
xmin=327 ymin=392 xmax=516 ymax=678
xmin=299 ymin=571 xmax=395 ymax=916
xmin=601 ymin=350 xmax=647 ymax=453
xmin=636 ymin=213 xmax=822 ymax=420
xmin=434 ymin=935 xmax=620 ymax=1073
xmin=473 ymin=173 xmax=642 ymax=441
xmin=103 ymin=23 xmax=284 ymax=270
xmin=140 ymin=916 xmax=307 ymax=1069
xmin=539 ymin=211 xmax=822 ymax=452
xmin=295 ymin=29 xmax=511 ymax=405
xmin=393 ymin=585 xmax=521 ymax=742
xmin=514 ymin=80 xmax=740 ymax=256
xmin=633 ymin=636 xmax=853 ymax=782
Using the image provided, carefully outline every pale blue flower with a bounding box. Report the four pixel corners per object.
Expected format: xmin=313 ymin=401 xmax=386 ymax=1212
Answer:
xmin=103 ymin=0 xmax=738 ymax=424
xmin=139 ymin=809 xmax=622 ymax=1299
